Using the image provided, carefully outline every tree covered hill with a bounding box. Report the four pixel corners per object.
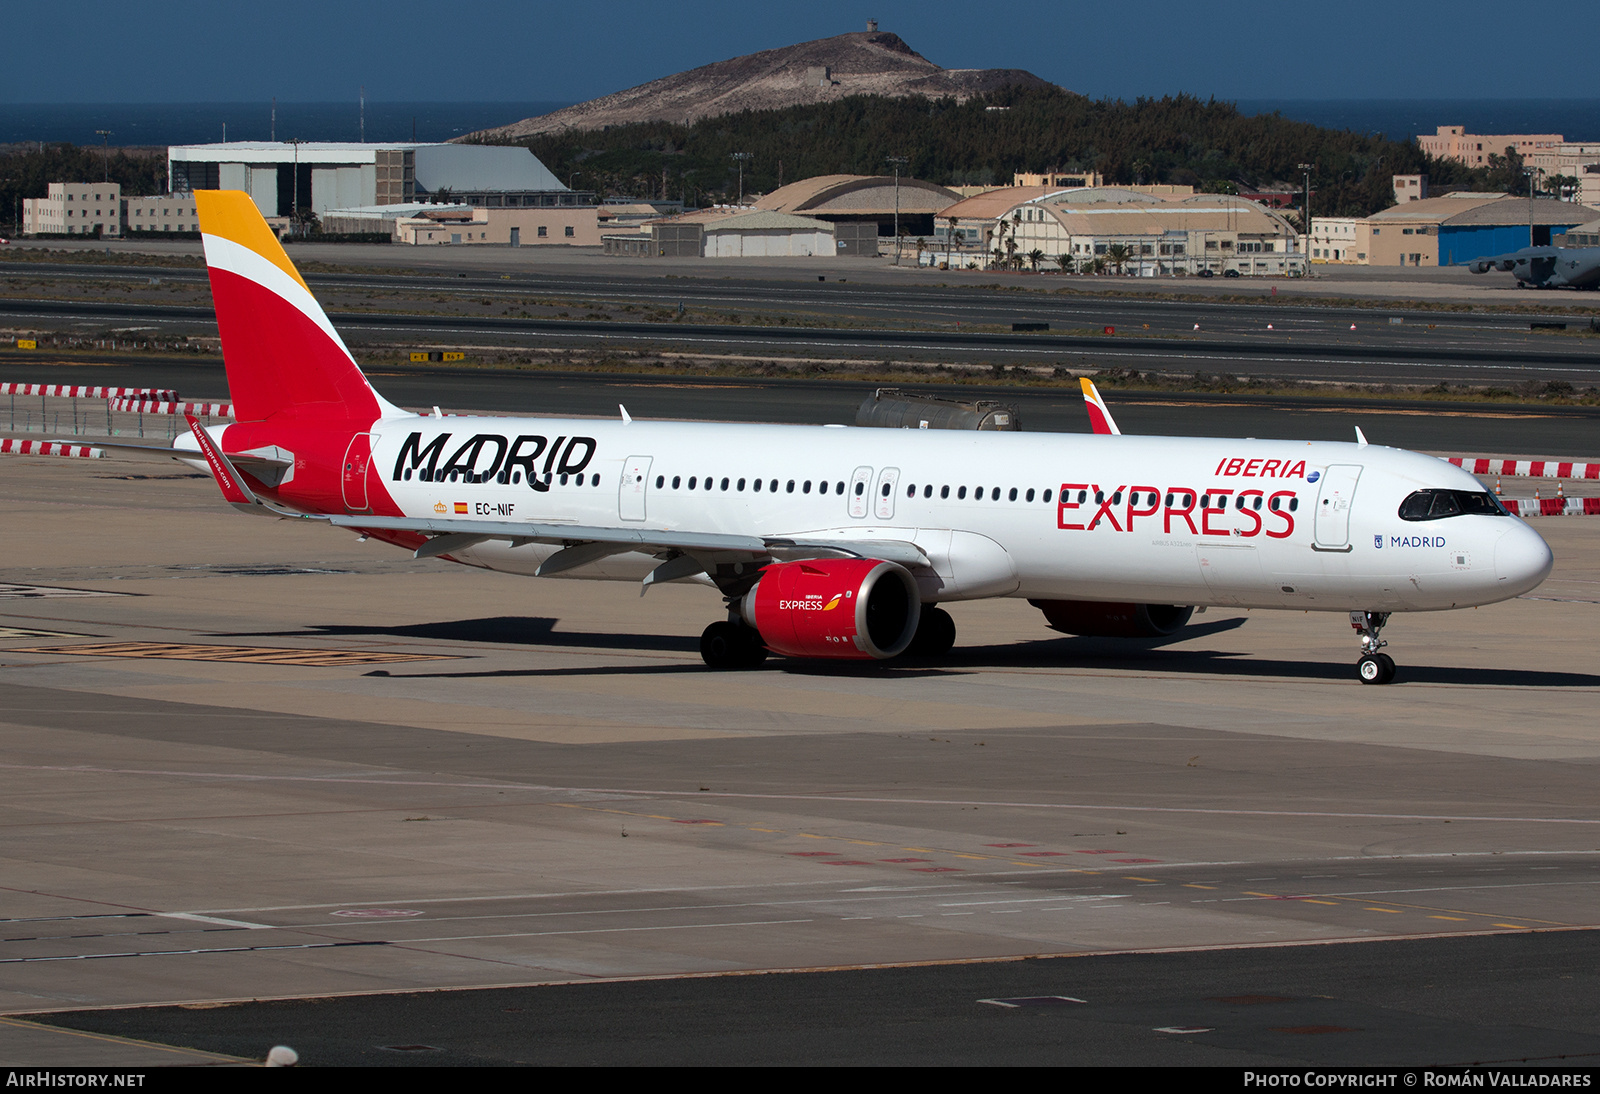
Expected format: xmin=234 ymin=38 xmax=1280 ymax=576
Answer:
xmin=500 ymin=86 xmax=1498 ymax=216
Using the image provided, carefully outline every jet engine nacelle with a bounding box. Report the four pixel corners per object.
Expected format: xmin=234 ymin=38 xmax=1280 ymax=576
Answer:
xmin=1032 ymin=599 xmax=1194 ymax=638
xmin=1468 ymin=259 xmax=1494 ymax=274
xmin=743 ymin=558 xmax=920 ymax=660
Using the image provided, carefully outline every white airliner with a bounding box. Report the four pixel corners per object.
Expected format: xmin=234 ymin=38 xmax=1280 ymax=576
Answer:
xmin=100 ymin=192 xmax=1560 ymax=683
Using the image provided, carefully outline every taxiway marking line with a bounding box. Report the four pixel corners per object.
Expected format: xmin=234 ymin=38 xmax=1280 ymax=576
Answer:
xmin=0 ymin=1016 xmax=248 ymax=1062
xmin=7 ymin=762 xmax=1595 ymax=827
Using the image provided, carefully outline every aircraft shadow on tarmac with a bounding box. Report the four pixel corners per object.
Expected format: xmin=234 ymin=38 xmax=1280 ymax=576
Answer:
xmin=219 ymin=615 xmax=699 ymax=653
xmin=300 ymin=613 xmax=1600 ymax=688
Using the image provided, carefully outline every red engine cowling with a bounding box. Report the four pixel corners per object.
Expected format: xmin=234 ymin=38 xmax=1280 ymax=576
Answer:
xmin=1031 ymin=600 xmax=1193 ymax=638
xmin=743 ymin=559 xmax=920 ymax=660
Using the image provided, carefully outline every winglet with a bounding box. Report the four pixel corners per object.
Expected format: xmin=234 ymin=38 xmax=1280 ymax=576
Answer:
xmin=1355 ymin=426 xmax=1369 ymax=446
xmin=620 ymin=404 xmax=632 ymax=424
xmin=185 ymin=414 xmax=257 ymax=508
xmin=1080 ymin=378 xmax=1122 ymax=436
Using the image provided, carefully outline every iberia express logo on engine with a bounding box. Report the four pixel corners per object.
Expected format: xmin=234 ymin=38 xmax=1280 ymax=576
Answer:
xmin=780 ymin=591 xmax=852 ymax=611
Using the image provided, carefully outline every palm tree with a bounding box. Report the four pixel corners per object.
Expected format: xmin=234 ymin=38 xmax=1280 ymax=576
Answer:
xmin=1055 ymin=252 xmax=1074 ymax=274
xmin=1027 ymin=248 xmax=1045 ymax=272
xmin=1105 ymin=243 xmax=1131 ymax=275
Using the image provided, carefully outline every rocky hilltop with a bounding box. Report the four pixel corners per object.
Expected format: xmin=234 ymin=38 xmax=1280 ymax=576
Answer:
xmin=472 ymin=30 xmax=1055 ymax=140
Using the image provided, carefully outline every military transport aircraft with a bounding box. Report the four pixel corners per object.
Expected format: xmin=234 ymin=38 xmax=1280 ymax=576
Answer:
xmin=25 ymin=191 xmax=1557 ymax=684
xmin=1464 ymin=246 xmax=1600 ymax=289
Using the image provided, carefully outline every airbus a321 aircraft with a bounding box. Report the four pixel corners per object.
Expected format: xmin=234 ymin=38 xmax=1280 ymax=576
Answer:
xmin=105 ymin=191 xmax=1554 ymax=684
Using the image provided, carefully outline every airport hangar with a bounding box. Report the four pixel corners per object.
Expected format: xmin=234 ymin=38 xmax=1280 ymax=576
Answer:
xmin=167 ymin=141 xmax=588 ymax=219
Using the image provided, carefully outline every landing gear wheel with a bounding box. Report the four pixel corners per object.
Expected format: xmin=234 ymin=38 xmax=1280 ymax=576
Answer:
xmin=700 ymin=621 xmax=767 ymax=670
xmin=906 ymin=606 xmax=956 ymax=657
xmin=1357 ymin=652 xmax=1396 ymax=685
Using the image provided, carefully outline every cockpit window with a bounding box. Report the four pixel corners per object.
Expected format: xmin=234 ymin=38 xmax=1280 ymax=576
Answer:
xmin=1398 ymin=489 xmax=1507 ymax=521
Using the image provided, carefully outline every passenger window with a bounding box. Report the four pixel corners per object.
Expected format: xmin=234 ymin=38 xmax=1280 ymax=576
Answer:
xmin=803 ymin=481 xmax=811 ymax=494
xmin=1043 ymin=489 xmax=1052 ymax=502
xmin=753 ymin=479 xmax=761 ymax=492
xmin=836 ymin=482 xmax=845 ymax=495
xmin=769 ymin=480 xmax=778 ymax=492
xmin=906 ymin=484 xmax=915 ymax=497
xmin=737 ymin=478 xmax=746 ymax=491
xmin=1025 ymin=488 xmax=1035 ymax=502
xmin=687 ymin=476 xmax=697 ymax=489
xmin=672 ymin=476 xmax=681 ymax=489
xmin=940 ymin=485 xmax=950 ymax=499
xmin=958 ymin=486 xmax=967 ymax=499
xmin=721 ymin=478 xmax=730 ymax=491
xmin=655 ymin=475 xmax=664 ymax=488
xmin=923 ymin=484 xmax=932 ymax=498
xmin=787 ymin=480 xmax=795 ymax=493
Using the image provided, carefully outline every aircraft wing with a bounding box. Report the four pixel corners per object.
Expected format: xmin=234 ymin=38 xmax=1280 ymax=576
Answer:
xmin=322 ymin=513 xmax=929 ymax=569
xmin=1461 ymin=247 xmax=1559 ymax=274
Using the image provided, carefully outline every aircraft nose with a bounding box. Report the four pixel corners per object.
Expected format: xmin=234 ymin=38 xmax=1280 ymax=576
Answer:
xmin=1494 ymin=521 xmax=1554 ymax=595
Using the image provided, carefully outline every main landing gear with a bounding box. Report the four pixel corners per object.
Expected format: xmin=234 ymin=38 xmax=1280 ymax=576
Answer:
xmin=700 ymin=619 xmax=767 ymax=670
xmin=1351 ymin=610 xmax=1396 ymax=685
xmin=906 ymin=606 xmax=956 ymax=658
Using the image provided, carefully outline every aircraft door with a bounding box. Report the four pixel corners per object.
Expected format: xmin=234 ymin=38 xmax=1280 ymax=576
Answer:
xmin=873 ymin=467 xmax=901 ymax=520
xmin=342 ymin=433 xmax=373 ymax=513
xmin=1314 ymin=464 xmax=1362 ymax=549
xmin=619 ymin=456 xmax=652 ymax=522
xmin=848 ymin=465 xmax=873 ymax=519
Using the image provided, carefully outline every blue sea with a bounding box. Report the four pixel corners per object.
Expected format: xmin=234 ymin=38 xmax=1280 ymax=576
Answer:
xmin=0 ymin=102 xmax=573 ymax=147
xmin=3 ymin=99 xmax=1597 ymax=148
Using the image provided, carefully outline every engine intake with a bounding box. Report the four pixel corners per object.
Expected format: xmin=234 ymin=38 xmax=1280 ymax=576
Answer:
xmin=1031 ymin=600 xmax=1193 ymax=638
xmin=743 ymin=558 xmax=920 ymax=660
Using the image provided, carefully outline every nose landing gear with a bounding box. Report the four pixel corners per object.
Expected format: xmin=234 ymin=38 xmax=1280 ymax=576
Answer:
xmin=1351 ymin=610 xmax=1395 ymax=684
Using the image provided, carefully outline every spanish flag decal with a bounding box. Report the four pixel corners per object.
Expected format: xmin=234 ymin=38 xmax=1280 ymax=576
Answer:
xmin=454 ymin=502 xmax=469 ymax=514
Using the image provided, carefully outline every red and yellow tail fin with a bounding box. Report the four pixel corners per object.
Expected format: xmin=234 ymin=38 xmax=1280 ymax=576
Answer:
xmin=196 ymin=191 xmax=395 ymax=425
xmin=1080 ymin=377 xmax=1122 ymax=436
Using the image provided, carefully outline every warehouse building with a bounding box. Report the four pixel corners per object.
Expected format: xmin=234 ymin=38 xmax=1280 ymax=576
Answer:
xmin=1363 ymin=194 xmax=1599 ymax=266
xmin=926 ymin=187 xmax=1302 ymax=276
xmin=167 ymin=142 xmax=581 ymax=218
xmin=753 ymin=174 xmax=960 ymax=238
xmin=606 ymin=207 xmax=840 ymax=258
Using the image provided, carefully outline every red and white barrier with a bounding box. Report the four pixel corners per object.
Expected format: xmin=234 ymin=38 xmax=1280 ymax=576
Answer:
xmin=107 ymin=398 xmax=233 ymax=417
xmin=1499 ymin=496 xmax=1600 ymax=517
xmin=0 ymin=384 xmax=178 ymax=400
xmin=0 ymin=439 xmax=102 ymax=458
xmin=1449 ymin=457 xmax=1600 ymax=480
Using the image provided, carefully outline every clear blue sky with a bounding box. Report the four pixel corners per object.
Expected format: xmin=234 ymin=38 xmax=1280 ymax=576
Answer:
xmin=5 ymin=0 xmax=1591 ymax=104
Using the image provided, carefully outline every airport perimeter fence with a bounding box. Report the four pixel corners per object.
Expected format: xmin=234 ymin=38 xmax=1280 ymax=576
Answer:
xmin=2 ymin=385 xmax=231 ymax=439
